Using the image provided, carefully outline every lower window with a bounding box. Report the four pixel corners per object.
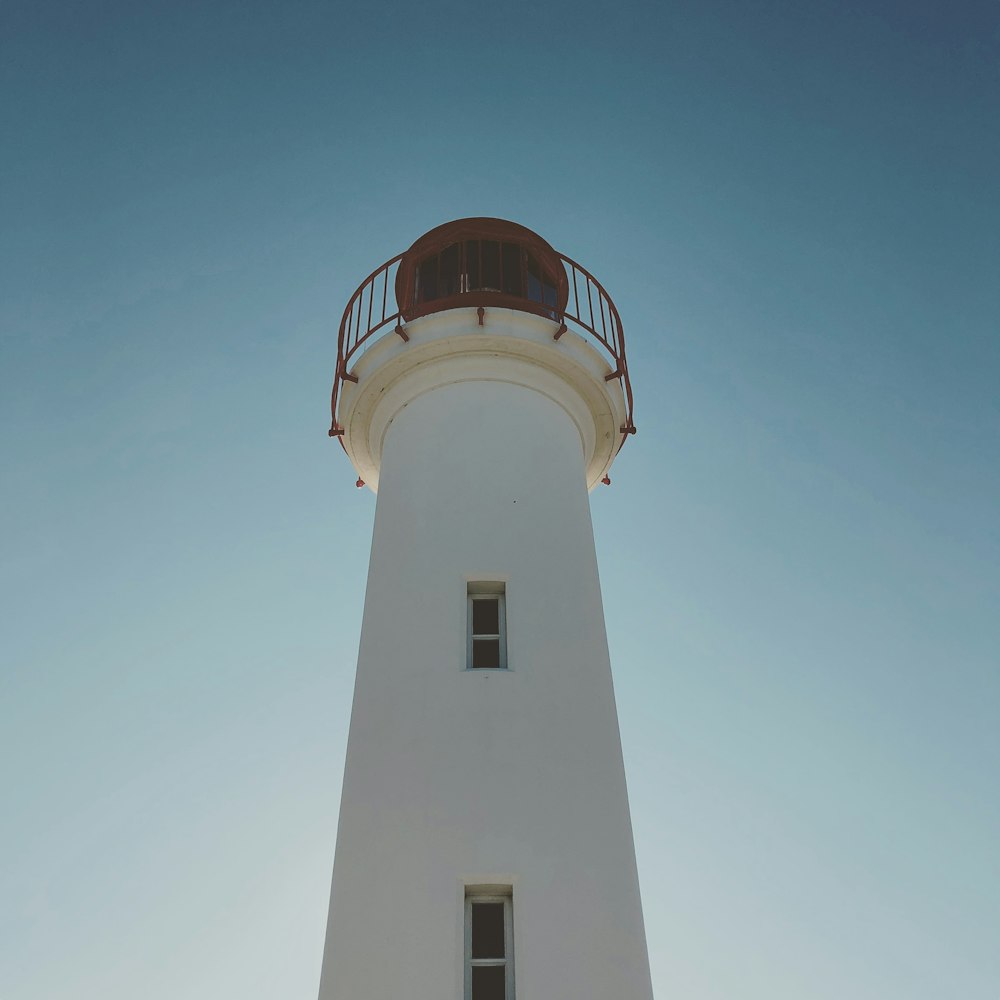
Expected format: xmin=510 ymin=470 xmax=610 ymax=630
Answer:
xmin=467 ymin=583 xmax=507 ymax=670
xmin=465 ymin=889 xmax=514 ymax=1000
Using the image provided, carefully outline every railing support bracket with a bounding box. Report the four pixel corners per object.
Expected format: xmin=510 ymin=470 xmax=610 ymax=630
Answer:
xmin=554 ymin=321 xmax=567 ymax=340
xmin=395 ymin=323 xmax=409 ymax=342
xmin=605 ymin=367 xmax=623 ymax=382
xmin=477 ymin=306 xmax=485 ymax=326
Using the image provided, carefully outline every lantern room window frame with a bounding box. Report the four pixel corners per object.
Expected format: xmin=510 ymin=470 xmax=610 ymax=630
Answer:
xmin=412 ymin=240 xmax=560 ymax=314
xmin=394 ymin=218 xmax=569 ymax=323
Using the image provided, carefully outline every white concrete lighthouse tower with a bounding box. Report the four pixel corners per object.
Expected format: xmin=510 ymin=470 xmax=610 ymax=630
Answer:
xmin=318 ymin=219 xmax=652 ymax=1000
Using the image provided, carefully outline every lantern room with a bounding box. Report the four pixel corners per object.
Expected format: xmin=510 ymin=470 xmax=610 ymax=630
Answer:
xmin=328 ymin=217 xmax=636 ymax=490
xmin=395 ymin=218 xmax=568 ymax=321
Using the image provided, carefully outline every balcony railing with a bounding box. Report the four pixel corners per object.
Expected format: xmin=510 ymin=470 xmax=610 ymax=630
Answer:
xmin=329 ymin=250 xmax=635 ymax=452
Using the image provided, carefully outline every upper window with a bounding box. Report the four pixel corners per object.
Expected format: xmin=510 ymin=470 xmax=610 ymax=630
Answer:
xmin=465 ymin=889 xmax=514 ymax=1000
xmin=467 ymin=583 xmax=507 ymax=670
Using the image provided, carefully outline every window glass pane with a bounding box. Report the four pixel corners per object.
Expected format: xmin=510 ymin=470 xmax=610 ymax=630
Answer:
xmin=526 ymin=253 xmax=543 ymax=303
xmin=440 ymin=242 xmax=461 ymax=297
xmin=472 ymin=639 xmax=501 ymax=669
xmin=481 ymin=241 xmax=501 ymax=290
xmin=471 ymin=965 xmax=506 ymax=1000
xmin=501 ymin=243 xmax=523 ymax=297
xmin=471 ymin=902 xmax=506 ymax=958
xmin=472 ymin=598 xmax=500 ymax=636
xmin=465 ymin=240 xmax=481 ymax=291
xmin=417 ymin=254 xmax=439 ymax=303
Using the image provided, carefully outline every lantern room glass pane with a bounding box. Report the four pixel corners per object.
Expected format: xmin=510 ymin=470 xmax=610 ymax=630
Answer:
xmin=481 ymin=240 xmax=501 ymax=290
xmin=440 ymin=242 xmax=461 ymax=297
xmin=526 ymin=253 xmax=540 ymax=292
xmin=525 ymin=251 xmax=558 ymax=317
xmin=465 ymin=240 xmax=481 ymax=291
xmin=472 ymin=639 xmax=501 ymax=669
xmin=501 ymin=242 xmax=523 ymax=296
xmin=471 ymin=903 xmax=506 ymax=959
xmin=416 ymin=254 xmax=439 ymax=303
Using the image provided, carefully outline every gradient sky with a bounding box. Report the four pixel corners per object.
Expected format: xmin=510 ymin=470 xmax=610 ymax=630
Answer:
xmin=2 ymin=1 xmax=998 ymax=998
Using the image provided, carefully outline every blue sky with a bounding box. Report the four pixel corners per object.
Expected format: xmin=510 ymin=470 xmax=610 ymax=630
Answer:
xmin=2 ymin=1 xmax=998 ymax=997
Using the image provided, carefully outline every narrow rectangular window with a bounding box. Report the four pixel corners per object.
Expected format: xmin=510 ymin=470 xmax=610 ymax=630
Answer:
xmin=465 ymin=890 xmax=514 ymax=1000
xmin=467 ymin=583 xmax=506 ymax=670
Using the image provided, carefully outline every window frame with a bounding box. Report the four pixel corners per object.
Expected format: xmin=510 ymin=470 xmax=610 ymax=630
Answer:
xmin=466 ymin=583 xmax=507 ymax=671
xmin=464 ymin=890 xmax=515 ymax=1000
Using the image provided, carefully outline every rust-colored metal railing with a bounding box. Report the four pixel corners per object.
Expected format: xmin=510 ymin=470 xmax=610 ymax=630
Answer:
xmin=557 ymin=252 xmax=635 ymax=443
xmin=329 ymin=251 xmax=635 ymax=451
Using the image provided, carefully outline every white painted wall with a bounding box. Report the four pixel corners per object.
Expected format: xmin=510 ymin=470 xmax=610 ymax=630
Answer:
xmin=318 ymin=316 xmax=652 ymax=999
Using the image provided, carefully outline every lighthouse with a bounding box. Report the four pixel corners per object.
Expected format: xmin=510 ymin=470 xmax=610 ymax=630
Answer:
xmin=318 ymin=219 xmax=652 ymax=1000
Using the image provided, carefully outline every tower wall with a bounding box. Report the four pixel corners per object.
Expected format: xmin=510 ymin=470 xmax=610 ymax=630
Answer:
xmin=318 ymin=365 xmax=652 ymax=999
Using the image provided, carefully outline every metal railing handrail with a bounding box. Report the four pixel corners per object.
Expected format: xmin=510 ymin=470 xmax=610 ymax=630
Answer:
xmin=329 ymin=251 xmax=635 ymax=453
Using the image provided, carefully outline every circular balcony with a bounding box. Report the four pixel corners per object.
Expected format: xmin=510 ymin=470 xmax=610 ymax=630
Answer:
xmin=329 ymin=218 xmax=635 ymax=455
